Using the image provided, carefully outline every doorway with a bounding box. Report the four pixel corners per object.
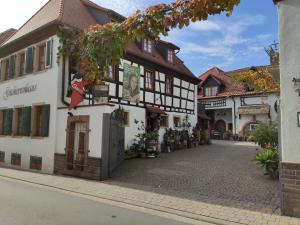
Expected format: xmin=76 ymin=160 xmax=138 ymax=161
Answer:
xmin=66 ymin=116 xmax=89 ymax=171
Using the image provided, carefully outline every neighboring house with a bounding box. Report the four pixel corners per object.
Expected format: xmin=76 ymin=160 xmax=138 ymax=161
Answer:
xmin=277 ymin=0 xmax=300 ymax=218
xmin=0 ymin=0 xmax=198 ymax=179
xmin=0 ymin=28 xmax=16 ymax=46
xmin=198 ymin=66 xmax=279 ymax=139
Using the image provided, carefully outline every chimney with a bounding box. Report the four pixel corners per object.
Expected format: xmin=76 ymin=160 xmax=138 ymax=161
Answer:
xmin=265 ymin=42 xmax=280 ymax=82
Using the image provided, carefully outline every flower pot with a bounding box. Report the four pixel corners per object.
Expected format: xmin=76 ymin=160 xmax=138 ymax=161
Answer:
xmin=139 ymin=151 xmax=147 ymax=158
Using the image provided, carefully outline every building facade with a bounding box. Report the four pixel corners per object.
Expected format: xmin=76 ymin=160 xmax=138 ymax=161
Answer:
xmin=0 ymin=0 xmax=198 ymax=178
xmin=278 ymin=0 xmax=300 ymax=217
xmin=198 ymin=67 xmax=279 ymax=140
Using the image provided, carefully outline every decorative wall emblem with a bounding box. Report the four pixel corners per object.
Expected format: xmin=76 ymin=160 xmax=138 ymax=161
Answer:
xmin=3 ymin=83 xmax=37 ymax=100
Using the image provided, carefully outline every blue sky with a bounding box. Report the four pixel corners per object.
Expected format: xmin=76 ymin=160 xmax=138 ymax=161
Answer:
xmin=0 ymin=0 xmax=278 ymax=76
xmin=95 ymin=0 xmax=279 ymax=76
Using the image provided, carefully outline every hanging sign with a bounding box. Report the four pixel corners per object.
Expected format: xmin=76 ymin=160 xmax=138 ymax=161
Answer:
xmin=122 ymin=63 xmax=140 ymax=103
xmin=93 ymin=84 xmax=109 ymax=103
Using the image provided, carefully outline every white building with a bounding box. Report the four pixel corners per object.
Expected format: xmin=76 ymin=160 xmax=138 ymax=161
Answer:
xmin=0 ymin=0 xmax=198 ymax=179
xmin=277 ymin=0 xmax=300 ymax=218
xmin=198 ymin=67 xmax=279 ymax=139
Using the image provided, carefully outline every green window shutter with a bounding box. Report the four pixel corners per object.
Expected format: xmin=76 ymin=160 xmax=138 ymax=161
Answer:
xmin=8 ymin=54 xmax=16 ymax=79
xmin=41 ymin=105 xmax=50 ymax=137
xmin=25 ymin=47 xmax=34 ymax=74
xmin=45 ymin=39 xmax=53 ymax=69
xmin=20 ymin=107 xmax=32 ymax=136
xmin=4 ymin=109 xmax=13 ymax=136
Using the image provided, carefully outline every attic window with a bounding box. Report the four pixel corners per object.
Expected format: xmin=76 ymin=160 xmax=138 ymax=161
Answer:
xmin=143 ymin=39 xmax=153 ymax=53
xmin=167 ymin=49 xmax=174 ymax=62
xmin=205 ymin=87 xmax=218 ymax=97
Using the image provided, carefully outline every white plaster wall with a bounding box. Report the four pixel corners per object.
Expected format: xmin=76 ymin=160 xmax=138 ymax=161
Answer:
xmin=55 ymin=105 xmax=113 ymax=158
xmin=201 ymin=94 xmax=278 ymax=134
xmin=214 ymin=109 xmax=233 ymax=130
xmin=278 ymin=0 xmax=300 ymax=162
xmin=0 ymin=35 xmax=60 ymax=173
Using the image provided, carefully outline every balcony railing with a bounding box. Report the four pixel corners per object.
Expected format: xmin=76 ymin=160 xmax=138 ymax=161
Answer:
xmin=199 ymin=99 xmax=226 ymax=108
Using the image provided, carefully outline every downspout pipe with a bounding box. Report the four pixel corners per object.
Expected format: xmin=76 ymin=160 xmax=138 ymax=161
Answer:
xmin=61 ymin=55 xmax=69 ymax=106
xmin=231 ymin=96 xmax=237 ymax=134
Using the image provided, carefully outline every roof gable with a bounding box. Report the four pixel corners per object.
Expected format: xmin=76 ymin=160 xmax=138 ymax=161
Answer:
xmin=3 ymin=0 xmax=97 ymax=46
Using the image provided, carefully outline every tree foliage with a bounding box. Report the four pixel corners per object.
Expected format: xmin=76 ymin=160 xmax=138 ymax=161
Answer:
xmin=58 ymin=0 xmax=241 ymax=81
xmin=251 ymin=123 xmax=278 ymax=148
xmin=230 ymin=69 xmax=280 ymax=93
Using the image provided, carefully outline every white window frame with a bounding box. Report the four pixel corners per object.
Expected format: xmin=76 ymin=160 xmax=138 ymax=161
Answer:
xmin=143 ymin=39 xmax=153 ymax=53
xmin=205 ymin=87 xmax=218 ymax=96
xmin=167 ymin=49 xmax=174 ymax=62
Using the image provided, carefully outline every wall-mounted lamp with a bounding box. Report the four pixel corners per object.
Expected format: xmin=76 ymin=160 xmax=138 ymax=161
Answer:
xmin=293 ymin=78 xmax=300 ymax=96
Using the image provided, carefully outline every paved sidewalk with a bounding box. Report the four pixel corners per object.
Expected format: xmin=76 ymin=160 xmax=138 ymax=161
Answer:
xmin=0 ymin=168 xmax=299 ymax=225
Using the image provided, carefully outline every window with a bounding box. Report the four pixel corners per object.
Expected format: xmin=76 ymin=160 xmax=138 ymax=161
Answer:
xmin=143 ymin=39 xmax=153 ymax=53
xmin=104 ymin=64 xmax=114 ymax=80
xmin=13 ymin=107 xmax=31 ymax=136
xmin=123 ymin=111 xmax=129 ymax=126
xmin=11 ymin=153 xmax=21 ymax=166
xmin=205 ymin=87 xmax=218 ymax=96
xmin=250 ymin=123 xmax=258 ymax=131
xmin=165 ymin=76 xmax=173 ymax=95
xmin=173 ymin=116 xmax=181 ymax=128
xmin=167 ymin=49 xmax=174 ymax=62
xmin=30 ymin=156 xmax=42 ymax=170
xmin=45 ymin=39 xmax=53 ymax=69
xmin=38 ymin=43 xmax=46 ymax=71
xmin=13 ymin=108 xmax=22 ymax=136
xmin=1 ymin=58 xmax=9 ymax=81
xmin=0 ymin=109 xmax=13 ymax=136
xmin=145 ymin=70 xmax=154 ymax=90
xmin=32 ymin=105 xmax=50 ymax=137
xmin=25 ymin=46 xmax=35 ymax=74
xmin=0 ymin=151 xmax=4 ymax=162
xmin=19 ymin=52 xmax=26 ymax=76
xmin=8 ymin=55 xmax=16 ymax=80
xmin=160 ymin=115 xmax=169 ymax=127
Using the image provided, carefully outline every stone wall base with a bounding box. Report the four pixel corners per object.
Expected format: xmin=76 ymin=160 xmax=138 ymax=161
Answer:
xmin=54 ymin=153 xmax=102 ymax=180
xmin=280 ymin=162 xmax=300 ymax=217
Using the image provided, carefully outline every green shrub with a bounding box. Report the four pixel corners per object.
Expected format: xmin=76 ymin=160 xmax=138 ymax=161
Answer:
xmin=254 ymin=149 xmax=279 ymax=179
xmin=251 ymin=123 xmax=278 ymax=148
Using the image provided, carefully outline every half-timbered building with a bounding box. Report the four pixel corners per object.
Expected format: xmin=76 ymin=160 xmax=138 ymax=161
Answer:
xmin=0 ymin=0 xmax=198 ymax=179
xmin=198 ymin=66 xmax=279 ymax=140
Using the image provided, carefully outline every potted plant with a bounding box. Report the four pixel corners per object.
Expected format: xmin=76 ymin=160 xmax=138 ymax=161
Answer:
xmin=254 ymin=148 xmax=279 ymax=179
xmin=163 ymin=128 xmax=175 ymax=152
xmin=251 ymin=123 xmax=278 ymax=148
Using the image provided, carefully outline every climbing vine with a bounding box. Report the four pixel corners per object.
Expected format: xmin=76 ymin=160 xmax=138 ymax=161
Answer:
xmin=230 ymin=69 xmax=280 ymax=94
xmin=57 ymin=0 xmax=242 ymax=81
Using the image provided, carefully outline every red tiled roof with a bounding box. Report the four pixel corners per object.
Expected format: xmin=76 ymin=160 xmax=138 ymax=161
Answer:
xmin=225 ymin=65 xmax=271 ymax=76
xmin=0 ymin=28 xmax=16 ymax=46
xmin=3 ymin=0 xmax=97 ymax=46
xmin=197 ymin=66 xmax=276 ymax=100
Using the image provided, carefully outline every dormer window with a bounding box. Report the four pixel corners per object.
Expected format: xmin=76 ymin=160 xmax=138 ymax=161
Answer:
xmin=167 ymin=49 xmax=174 ymax=62
xmin=143 ymin=39 xmax=153 ymax=53
xmin=205 ymin=87 xmax=218 ymax=96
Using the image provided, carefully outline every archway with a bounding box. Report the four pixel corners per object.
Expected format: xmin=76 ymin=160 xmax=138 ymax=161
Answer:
xmin=214 ymin=120 xmax=226 ymax=133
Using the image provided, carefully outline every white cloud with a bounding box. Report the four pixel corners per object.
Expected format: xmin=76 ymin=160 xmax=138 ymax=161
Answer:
xmin=189 ymin=21 xmax=221 ymax=32
xmin=163 ymin=14 xmax=270 ymax=72
xmin=94 ymin=0 xmax=161 ymax=17
xmin=0 ymin=0 xmax=48 ymax=32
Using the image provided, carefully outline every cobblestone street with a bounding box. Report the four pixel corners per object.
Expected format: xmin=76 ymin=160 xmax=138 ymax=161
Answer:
xmin=108 ymin=141 xmax=281 ymax=214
